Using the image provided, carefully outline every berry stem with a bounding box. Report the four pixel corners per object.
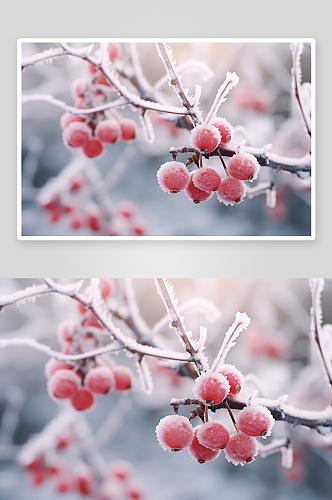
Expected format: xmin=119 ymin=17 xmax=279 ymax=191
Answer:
xmin=225 ymin=400 xmax=239 ymax=433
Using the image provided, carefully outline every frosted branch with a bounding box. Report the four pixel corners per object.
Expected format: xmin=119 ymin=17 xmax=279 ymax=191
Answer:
xmin=290 ymin=43 xmax=311 ymax=137
xmin=153 ymin=59 xmax=214 ymax=93
xmin=205 ymin=72 xmax=240 ymax=124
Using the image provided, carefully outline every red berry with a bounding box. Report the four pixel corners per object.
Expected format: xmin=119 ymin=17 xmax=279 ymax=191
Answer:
xmin=63 ymin=122 xmax=91 ymax=148
xmin=211 ymin=117 xmax=233 ymax=145
xmin=44 ymin=358 xmax=74 ymax=378
xmin=71 ymin=78 xmax=90 ymax=99
xmin=156 ymin=414 xmax=194 ymax=452
xmin=108 ymin=459 xmax=132 ymax=481
xmin=94 ymin=72 xmax=112 ymax=87
xmin=115 ymin=200 xmax=136 ymax=219
xmin=185 ymin=172 xmax=213 ymax=204
xmin=60 ymin=112 xmax=85 ymax=130
xmin=224 ymin=431 xmax=259 ymax=466
xmin=119 ymin=119 xmax=137 ymax=141
xmin=190 ymin=124 xmax=221 ymax=153
xmin=84 ymin=313 xmax=103 ymax=329
xmin=87 ymin=207 xmax=104 ymax=232
xmin=77 ymin=302 xmax=88 ymax=315
xmin=57 ymin=320 xmax=78 ymax=344
xmin=48 ymin=369 xmax=81 ymax=399
xmin=70 ymin=387 xmax=95 ymax=411
xmin=100 ymin=278 xmax=114 ymax=299
xmin=76 ymin=467 xmax=95 ymax=496
xmin=96 ymin=119 xmax=120 ymax=144
xmin=188 ymin=426 xmax=221 ymax=463
xmin=193 ymin=371 xmax=230 ymax=405
xmin=227 ymin=152 xmax=260 ymax=181
xmin=83 ymin=138 xmax=105 ymax=158
xmin=108 ymin=43 xmax=120 ymax=61
xmin=70 ymin=210 xmax=85 ymax=230
xmin=126 ymin=481 xmax=145 ymax=500
xmin=192 ymin=166 xmax=222 ymax=192
xmin=196 ymin=420 xmax=230 ymax=450
xmin=56 ymin=429 xmax=73 ymax=449
xmin=219 ymin=364 xmax=244 ymax=397
xmin=237 ymin=404 xmax=275 ymax=437
xmin=86 ymin=366 xmax=114 ymax=395
xmin=56 ymin=471 xmax=73 ymax=493
xmin=217 ymin=177 xmax=246 ymax=205
xmin=30 ymin=470 xmax=46 ymax=486
xmin=157 ymin=161 xmax=190 ymax=194
xmin=88 ymin=62 xmax=98 ymax=74
xmin=131 ymin=218 xmax=147 ymax=236
xmin=113 ymin=366 xmax=133 ymax=392
xmin=70 ymin=173 xmax=85 ymax=191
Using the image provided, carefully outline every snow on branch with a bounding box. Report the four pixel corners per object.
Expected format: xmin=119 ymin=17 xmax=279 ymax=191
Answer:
xmin=152 ymin=59 xmax=214 ymax=93
xmin=205 ymin=71 xmax=240 ymax=124
xmin=290 ymin=42 xmax=311 ymax=137
xmin=211 ymin=312 xmax=251 ymax=372
xmin=309 ymin=278 xmax=332 ymax=387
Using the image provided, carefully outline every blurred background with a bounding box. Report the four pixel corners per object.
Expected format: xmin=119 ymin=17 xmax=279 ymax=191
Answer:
xmin=0 ymin=278 xmax=331 ymax=500
xmin=21 ymin=41 xmax=312 ymax=237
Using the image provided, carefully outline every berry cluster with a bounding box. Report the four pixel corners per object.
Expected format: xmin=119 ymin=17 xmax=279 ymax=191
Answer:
xmin=157 ymin=119 xmax=261 ymax=206
xmin=156 ymin=364 xmax=275 ymax=466
xmin=45 ymin=280 xmax=133 ymax=411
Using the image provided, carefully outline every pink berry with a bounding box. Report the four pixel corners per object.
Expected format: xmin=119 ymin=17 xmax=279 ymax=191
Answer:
xmin=83 ymin=138 xmax=105 ymax=158
xmin=70 ymin=387 xmax=95 ymax=411
xmin=192 ymin=166 xmax=222 ymax=192
xmin=56 ymin=429 xmax=73 ymax=449
xmin=48 ymin=369 xmax=81 ymax=399
xmin=86 ymin=366 xmax=114 ymax=395
xmin=227 ymin=152 xmax=260 ymax=181
xmin=96 ymin=120 xmax=120 ymax=144
xmin=156 ymin=414 xmax=194 ymax=452
xmin=76 ymin=467 xmax=95 ymax=496
xmin=57 ymin=320 xmax=78 ymax=344
xmin=94 ymin=72 xmax=112 ymax=87
xmin=60 ymin=112 xmax=85 ymax=130
xmin=185 ymin=172 xmax=213 ymax=204
xmin=88 ymin=62 xmax=98 ymax=74
xmin=115 ymin=200 xmax=136 ymax=219
xmin=219 ymin=364 xmax=244 ymax=397
xmin=113 ymin=366 xmax=133 ymax=392
xmin=45 ymin=358 xmax=74 ymax=378
xmin=157 ymin=161 xmax=190 ymax=194
xmin=193 ymin=371 xmax=230 ymax=405
xmin=71 ymin=78 xmax=90 ymax=99
xmin=84 ymin=313 xmax=103 ymax=329
xmin=108 ymin=460 xmax=132 ymax=481
xmin=119 ymin=119 xmax=137 ymax=141
xmin=56 ymin=471 xmax=73 ymax=493
xmin=70 ymin=210 xmax=85 ymax=230
xmin=77 ymin=302 xmax=88 ymax=315
xmin=108 ymin=43 xmax=120 ymax=61
xmin=131 ymin=218 xmax=147 ymax=236
xmin=188 ymin=426 xmax=221 ymax=463
xmin=196 ymin=420 xmax=230 ymax=450
xmin=100 ymin=278 xmax=114 ymax=299
xmin=126 ymin=481 xmax=145 ymax=500
xmin=224 ymin=432 xmax=259 ymax=466
xmin=211 ymin=117 xmax=233 ymax=145
xmin=190 ymin=124 xmax=221 ymax=153
xmin=70 ymin=173 xmax=85 ymax=191
xmin=217 ymin=177 xmax=246 ymax=205
xmin=63 ymin=122 xmax=91 ymax=148
xmin=237 ymin=404 xmax=275 ymax=437
xmin=87 ymin=207 xmax=103 ymax=232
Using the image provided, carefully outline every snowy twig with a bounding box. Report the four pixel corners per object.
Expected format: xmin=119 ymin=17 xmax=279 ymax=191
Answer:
xmin=290 ymin=43 xmax=311 ymax=138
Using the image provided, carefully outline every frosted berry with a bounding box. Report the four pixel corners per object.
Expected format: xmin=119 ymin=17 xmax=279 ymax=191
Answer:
xmin=227 ymin=152 xmax=260 ymax=181
xmin=56 ymin=471 xmax=73 ymax=493
xmin=225 ymin=432 xmax=259 ymax=466
xmin=60 ymin=112 xmax=85 ymax=130
xmin=193 ymin=370 xmax=230 ymax=405
xmin=94 ymin=72 xmax=112 ymax=87
xmin=217 ymin=177 xmax=246 ymax=205
xmin=57 ymin=320 xmax=78 ymax=344
xmin=190 ymin=124 xmax=221 ymax=153
xmin=211 ymin=117 xmax=234 ymax=145
xmin=185 ymin=172 xmax=213 ymax=204
xmin=131 ymin=218 xmax=147 ymax=236
xmin=84 ymin=313 xmax=103 ymax=329
xmin=56 ymin=429 xmax=74 ymax=449
xmin=108 ymin=459 xmax=132 ymax=481
xmin=188 ymin=426 xmax=221 ymax=463
xmin=70 ymin=210 xmax=85 ymax=230
xmin=96 ymin=119 xmax=120 ymax=144
xmin=76 ymin=467 xmax=95 ymax=496
xmin=83 ymin=138 xmax=105 ymax=158
xmin=113 ymin=366 xmax=133 ymax=392
xmin=219 ymin=364 xmax=244 ymax=397
xmin=71 ymin=79 xmax=90 ymax=99
xmin=237 ymin=404 xmax=275 ymax=437
xmin=196 ymin=420 xmax=230 ymax=450
xmin=86 ymin=366 xmax=114 ymax=395
xmin=44 ymin=358 xmax=74 ymax=378
xmin=48 ymin=369 xmax=81 ymax=399
xmin=70 ymin=387 xmax=95 ymax=411
xmin=126 ymin=481 xmax=145 ymax=500
xmin=63 ymin=122 xmax=91 ymax=148
xmin=100 ymin=278 xmax=114 ymax=299
xmin=108 ymin=43 xmax=120 ymax=61
xmin=192 ymin=166 xmax=222 ymax=192
xmin=119 ymin=119 xmax=137 ymax=141
xmin=156 ymin=414 xmax=194 ymax=452
xmin=157 ymin=161 xmax=190 ymax=194
xmin=115 ymin=200 xmax=136 ymax=219
xmin=87 ymin=207 xmax=103 ymax=232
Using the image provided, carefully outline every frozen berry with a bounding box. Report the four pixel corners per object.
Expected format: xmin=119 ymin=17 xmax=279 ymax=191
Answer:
xmin=227 ymin=152 xmax=260 ymax=181
xmin=60 ymin=112 xmax=85 ymax=130
xmin=237 ymin=404 xmax=275 ymax=437
xmin=219 ymin=364 xmax=244 ymax=397
xmin=70 ymin=387 xmax=95 ymax=411
xmin=156 ymin=414 xmax=194 ymax=452
xmin=188 ymin=426 xmax=221 ymax=463
xmin=108 ymin=43 xmax=120 ymax=61
xmin=113 ymin=366 xmax=133 ymax=392
xmin=119 ymin=119 xmax=137 ymax=141
xmin=225 ymin=431 xmax=259 ymax=466
xmin=192 ymin=166 xmax=222 ymax=192
xmin=48 ymin=369 xmax=81 ymax=399
xmin=99 ymin=278 xmax=114 ymax=299
xmin=83 ymin=138 xmax=105 ymax=158
xmin=57 ymin=320 xmax=78 ymax=344
xmin=185 ymin=171 xmax=213 ymax=204
xmin=196 ymin=420 xmax=230 ymax=450
xmin=63 ymin=122 xmax=91 ymax=148
xmin=157 ymin=161 xmax=190 ymax=194
xmin=108 ymin=459 xmax=132 ymax=481
xmin=45 ymin=358 xmax=74 ymax=378
xmin=193 ymin=370 xmax=230 ymax=405
xmin=217 ymin=177 xmax=246 ymax=205
xmin=96 ymin=119 xmax=120 ymax=144
xmin=86 ymin=366 xmax=114 ymax=395
xmin=190 ymin=124 xmax=221 ymax=153
xmin=211 ymin=117 xmax=233 ymax=145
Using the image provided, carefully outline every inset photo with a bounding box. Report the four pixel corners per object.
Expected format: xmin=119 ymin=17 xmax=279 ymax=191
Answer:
xmin=0 ymin=278 xmax=331 ymax=500
xmin=19 ymin=39 xmax=314 ymax=239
